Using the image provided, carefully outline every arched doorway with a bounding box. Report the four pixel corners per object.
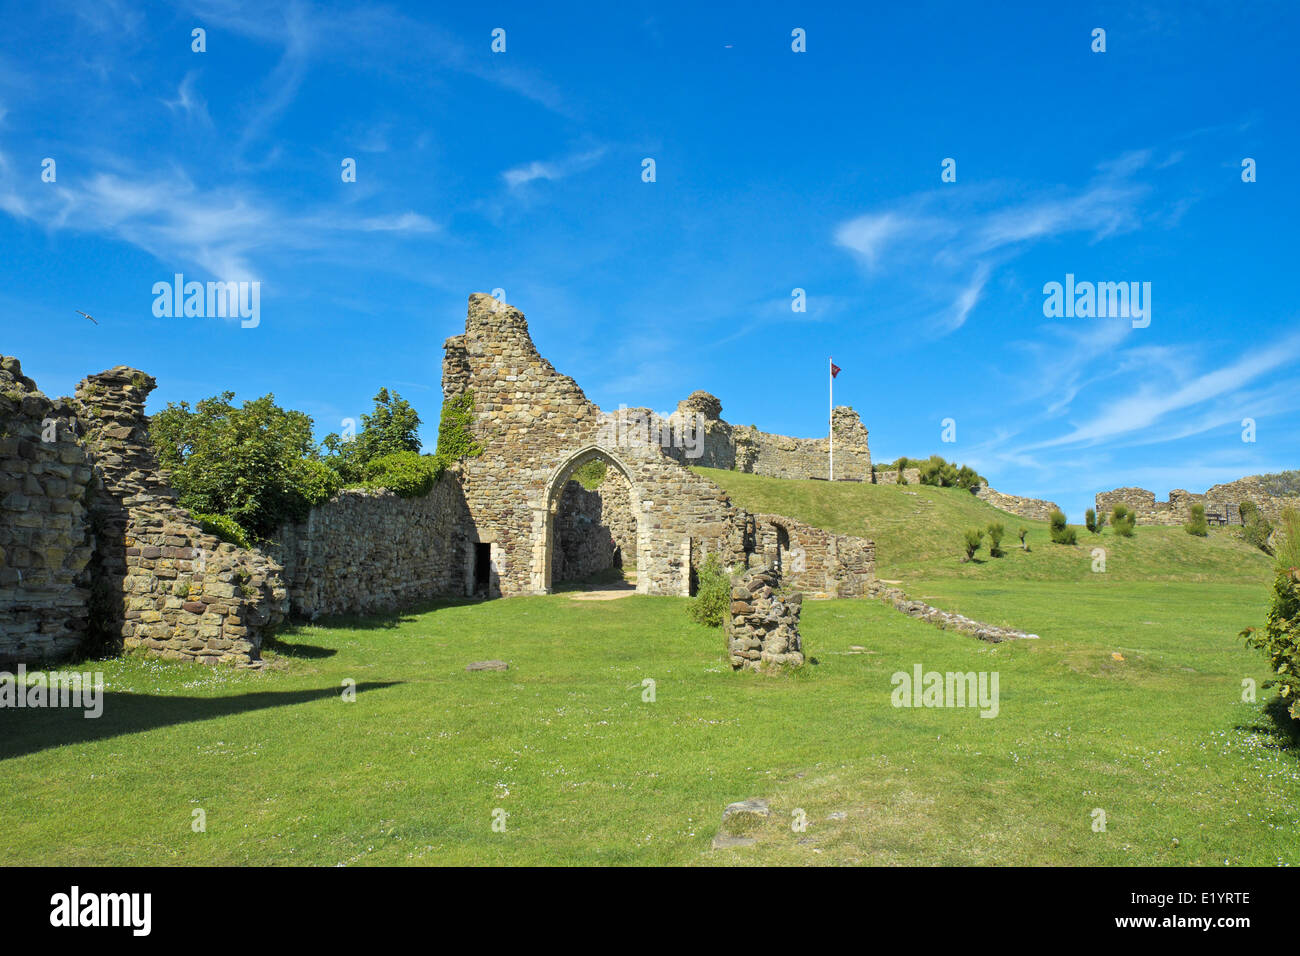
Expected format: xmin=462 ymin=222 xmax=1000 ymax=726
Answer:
xmin=538 ymin=447 xmax=645 ymax=593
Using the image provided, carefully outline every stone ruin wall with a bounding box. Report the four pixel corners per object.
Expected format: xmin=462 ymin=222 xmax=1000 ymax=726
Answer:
xmin=74 ymin=368 xmax=286 ymax=666
xmin=727 ymin=562 xmax=804 ymax=670
xmin=662 ymin=392 xmax=873 ymax=481
xmin=0 ymin=358 xmax=287 ymax=668
xmin=748 ymin=513 xmax=875 ymax=598
xmin=1096 ymin=481 xmax=1300 ymax=527
xmin=871 ymin=467 xmax=922 ymax=485
xmin=272 ymin=477 xmax=471 ymax=619
xmin=0 ymin=358 xmax=95 ymax=666
xmin=973 ymin=485 xmax=1063 ymax=522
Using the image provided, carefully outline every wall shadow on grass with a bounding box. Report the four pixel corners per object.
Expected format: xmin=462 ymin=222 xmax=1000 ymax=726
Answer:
xmin=0 ymin=681 xmax=400 ymax=761
xmin=292 ymin=597 xmax=485 ymax=633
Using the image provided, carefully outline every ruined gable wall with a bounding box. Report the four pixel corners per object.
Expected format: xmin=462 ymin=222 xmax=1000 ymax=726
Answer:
xmin=444 ymin=294 xmax=746 ymax=597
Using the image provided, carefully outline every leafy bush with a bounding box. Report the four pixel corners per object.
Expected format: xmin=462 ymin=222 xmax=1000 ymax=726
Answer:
xmin=895 ymin=457 xmax=908 ymax=484
xmin=962 ymin=527 xmax=984 ymax=562
xmin=689 ymin=554 xmax=731 ymax=627
xmin=1110 ymin=503 xmax=1136 ymax=537
xmin=436 ymin=390 xmax=484 ymax=460
xmin=1185 ymin=503 xmax=1209 ymax=537
xmin=987 ymin=521 xmax=1005 ymax=557
xmin=1241 ymin=567 xmax=1300 ymax=721
xmin=1085 ymin=508 xmax=1098 ymax=533
xmin=1239 ymin=500 xmax=1258 ymax=525
xmin=1049 ymin=509 xmax=1077 ymax=545
xmin=1260 ymin=470 xmax=1300 ymax=498
xmin=1017 ymin=527 xmax=1031 ymax=552
xmin=151 ymin=392 xmax=342 ymax=540
xmin=192 ymin=512 xmax=252 ymax=550
xmin=361 ymin=451 xmax=447 ymax=498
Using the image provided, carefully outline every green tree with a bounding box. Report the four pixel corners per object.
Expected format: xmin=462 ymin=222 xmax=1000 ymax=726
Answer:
xmin=324 ymin=388 xmax=423 ymax=482
xmin=987 ymin=521 xmax=1005 ymax=557
xmin=962 ymin=527 xmax=984 ymax=562
xmin=1185 ymin=503 xmax=1209 ymax=537
xmin=151 ymin=392 xmax=340 ymax=541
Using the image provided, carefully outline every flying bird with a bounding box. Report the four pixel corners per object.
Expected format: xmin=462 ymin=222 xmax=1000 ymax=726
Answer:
xmin=75 ymin=310 xmax=98 ymax=325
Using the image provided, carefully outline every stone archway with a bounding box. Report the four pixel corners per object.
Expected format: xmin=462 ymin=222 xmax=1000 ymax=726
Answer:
xmin=537 ymin=446 xmax=647 ymax=594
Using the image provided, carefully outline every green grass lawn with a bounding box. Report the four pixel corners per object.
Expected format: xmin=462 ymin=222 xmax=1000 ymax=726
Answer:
xmin=694 ymin=466 xmax=1274 ymax=584
xmin=2 ymin=471 xmax=1295 ymax=865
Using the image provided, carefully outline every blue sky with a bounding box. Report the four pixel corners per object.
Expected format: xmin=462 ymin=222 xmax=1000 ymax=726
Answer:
xmin=1 ymin=0 xmax=1296 ymax=519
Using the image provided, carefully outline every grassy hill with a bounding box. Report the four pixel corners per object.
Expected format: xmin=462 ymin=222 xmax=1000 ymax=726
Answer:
xmin=693 ymin=467 xmax=1274 ymax=585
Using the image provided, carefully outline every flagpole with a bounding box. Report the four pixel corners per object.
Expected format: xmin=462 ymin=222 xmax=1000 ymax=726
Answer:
xmin=829 ymin=356 xmax=834 ymax=482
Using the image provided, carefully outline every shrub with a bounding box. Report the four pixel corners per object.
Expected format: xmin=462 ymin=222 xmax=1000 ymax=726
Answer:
xmin=192 ymin=512 xmax=252 ymax=550
xmin=917 ymin=454 xmax=984 ymax=490
xmin=361 ymin=451 xmax=447 ymax=498
xmin=1017 ymin=527 xmax=1030 ymax=551
xmin=962 ymin=527 xmax=984 ymax=562
xmin=151 ymin=392 xmax=341 ymax=540
xmin=895 ymin=457 xmax=908 ymax=484
xmin=1185 ymin=503 xmax=1209 ymax=537
xmin=987 ymin=521 xmax=1005 ymax=557
xmin=1241 ymin=566 xmax=1300 ymax=721
xmin=1110 ymin=503 xmax=1136 ymax=538
xmin=1245 ymin=511 xmax=1275 ymax=554
xmin=1085 ymin=508 xmax=1098 ymax=533
xmin=689 ymin=554 xmax=730 ymax=627
xmin=1049 ymin=509 xmax=1077 ymax=545
xmin=1239 ymin=500 xmax=1258 ymax=526
xmin=1276 ymin=509 xmax=1300 ymax=570
xmin=436 ymin=390 xmax=484 ymax=460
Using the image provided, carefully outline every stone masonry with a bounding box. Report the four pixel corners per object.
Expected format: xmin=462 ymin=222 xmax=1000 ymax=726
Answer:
xmin=74 ymin=368 xmax=287 ymax=665
xmin=0 ymin=358 xmax=288 ymax=667
xmin=727 ymin=562 xmax=804 ymax=670
xmin=0 ymin=357 xmax=95 ymax=666
xmin=663 ymin=391 xmax=872 ymax=481
xmin=1096 ymin=477 xmax=1300 ymax=527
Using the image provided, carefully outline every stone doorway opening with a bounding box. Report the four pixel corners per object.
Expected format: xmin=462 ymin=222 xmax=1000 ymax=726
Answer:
xmin=541 ymin=447 xmax=643 ymax=594
xmin=472 ymin=542 xmax=492 ymax=596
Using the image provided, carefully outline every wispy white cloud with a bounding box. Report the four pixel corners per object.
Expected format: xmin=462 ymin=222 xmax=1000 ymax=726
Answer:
xmin=503 ymin=148 xmax=606 ymax=189
xmin=1029 ymin=331 xmax=1300 ymax=450
xmin=834 ymin=151 xmax=1162 ymax=336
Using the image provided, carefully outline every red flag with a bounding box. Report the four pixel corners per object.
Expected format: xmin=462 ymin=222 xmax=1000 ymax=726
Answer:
xmin=830 ymin=361 xmax=841 ymax=379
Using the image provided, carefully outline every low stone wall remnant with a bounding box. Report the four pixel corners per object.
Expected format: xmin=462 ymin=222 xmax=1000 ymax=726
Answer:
xmin=727 ymin=562 xmax=804 ymax=670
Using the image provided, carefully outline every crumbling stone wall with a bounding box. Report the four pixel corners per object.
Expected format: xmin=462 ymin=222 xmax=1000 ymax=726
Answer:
xmin=0 ymin=357 xmax=95 ymax=666
xmin=665 ymin=395 xmax=872 ymax=481
xmin=748 ymin=513 xmax=874 ymax=598
xmin=273 ymin=477 xmax=471 ymax=618
xmin=727 ymin=562 xmax=804 ymax=670
xmin=1 ymin=360 xmax=288 ymax=667
xmin=1094 ymin=481 xmax=1300 ymax=526
xmin=75 ymin=367 xmax=286 ymax=666
xmin=973 ymin=484 xmax=1062 ymax=522
xmin=871 ymin=467 xmax=922 ymax=484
